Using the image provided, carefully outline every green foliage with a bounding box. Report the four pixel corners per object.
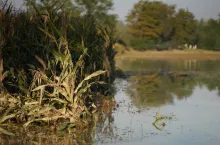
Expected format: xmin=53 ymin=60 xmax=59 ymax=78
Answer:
xmin=130 ymin=38 xmax=154 ymax=50
xmin=25 ymin=0 xmax=81 ymax=15
xmin=126 ymin=1 xmax=175 ymax=39
xmin=115 ymin=21 xmax=133 ymax=46
xmin=75 ymin=0 xmax=117 ymax=27
xmin=197 ymin=18 xmax=220 ymax=50
xmin=25 ymin=0 xmax=117 ymax=28
xmin=113 ymin=0 xmax=219 ymax=51
xmin=0 ymin=0 xmax=15 ymax=88
xmin=155 ymin=42 xmax=170 ymax=51
xmin=129 ymin=38 xmax=170 ymax=51
xmin=171 ymin=9 xmax=197 ymax=44
xmin=126 ymin=0 xmax=198 ymax=50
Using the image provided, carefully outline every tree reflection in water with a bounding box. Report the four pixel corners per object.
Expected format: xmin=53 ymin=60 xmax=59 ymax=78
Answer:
xmin=126 ymin=73 xmax=196 ymax=108
xmin=117 ymin=59 xmax=220 ymax=109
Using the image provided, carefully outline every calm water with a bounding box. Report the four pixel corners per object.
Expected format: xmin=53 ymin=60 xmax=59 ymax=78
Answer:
xmin=1 ymin=59 xmax=220 ymax=145
xmin=95 ymin=59 xmax=220 ymax=145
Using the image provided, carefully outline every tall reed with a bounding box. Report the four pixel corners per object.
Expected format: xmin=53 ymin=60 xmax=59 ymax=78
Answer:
xmin=0 ymin=0 xmax=116 ymax=135
xmin=0 ymin=0 xmax=14 ymax=90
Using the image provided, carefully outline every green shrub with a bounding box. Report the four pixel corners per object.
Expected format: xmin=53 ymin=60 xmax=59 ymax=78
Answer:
xmin=155 ymin=42 xmax=170 ymax=51
xmin=130 ymin=38 xmax=154 ymax=50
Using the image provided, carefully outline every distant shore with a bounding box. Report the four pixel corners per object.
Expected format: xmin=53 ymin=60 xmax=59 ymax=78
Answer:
xmin=116 ymin=49 xmax=220 ymax=60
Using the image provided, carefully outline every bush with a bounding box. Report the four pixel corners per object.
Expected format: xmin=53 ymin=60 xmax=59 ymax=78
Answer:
xmin=130 ymin=38 xmax=154 ymax=50
xmin=155 ymin=42 xmax=170 ymax=51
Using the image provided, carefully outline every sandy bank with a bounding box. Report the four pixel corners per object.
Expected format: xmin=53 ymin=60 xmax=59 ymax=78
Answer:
xmin=116 ymin=50 xmax=220 ymax=60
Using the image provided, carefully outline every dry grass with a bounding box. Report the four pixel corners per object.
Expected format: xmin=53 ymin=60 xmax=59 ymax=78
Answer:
xmin=116 ymin=49 xmax=220 ymax=60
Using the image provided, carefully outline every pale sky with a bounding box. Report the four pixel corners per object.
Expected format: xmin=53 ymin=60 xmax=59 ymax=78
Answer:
xmin=9 ymin=0 xmax=220 ymax=21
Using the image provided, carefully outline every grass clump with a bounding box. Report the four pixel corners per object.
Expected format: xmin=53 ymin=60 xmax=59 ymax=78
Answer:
xmin=0 ymin=0 xmax=116 ymax=135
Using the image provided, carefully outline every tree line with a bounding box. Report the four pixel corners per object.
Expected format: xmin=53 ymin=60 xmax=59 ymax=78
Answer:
xmin=116 ymin=0 xmax=220 ymax=51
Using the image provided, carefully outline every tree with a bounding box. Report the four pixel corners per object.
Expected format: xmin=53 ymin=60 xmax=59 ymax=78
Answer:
xmin=197 ymin=18 xmax=220 ymax=50
xmin=24 ymin=0 xmax=80 ymax=15
xmin=115 ymin=21 xmax=133 ymax=46
xmin=75 ymin=0 xmax=117 ymax=27
xmin=171 ymin=9 xmax=197 ymax=45
xmin=75 ymin=0 xmax=113 ymax=15
xmin=126 ymin=0 xmax=175 ymax=40
xmin=25 ymin=0 xmax=116 ymax=27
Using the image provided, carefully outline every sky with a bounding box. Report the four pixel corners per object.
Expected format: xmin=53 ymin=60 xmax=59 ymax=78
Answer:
xmin=8 ymin=0 xmax=220 ymax=21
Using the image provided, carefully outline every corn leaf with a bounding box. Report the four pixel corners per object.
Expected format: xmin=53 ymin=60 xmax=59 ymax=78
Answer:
xmin=74 ymin=70 xmax=106 ymax=94
xmin=0 ymin=127 xmax=15 ymax=136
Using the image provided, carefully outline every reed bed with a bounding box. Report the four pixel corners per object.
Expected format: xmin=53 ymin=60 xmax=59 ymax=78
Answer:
xmin=0 ymin=0 xmax=116 ymax=135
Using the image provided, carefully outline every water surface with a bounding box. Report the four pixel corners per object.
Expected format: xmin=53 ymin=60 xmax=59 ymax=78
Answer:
xmin=95 ymin=59 xmax=220 ymax=145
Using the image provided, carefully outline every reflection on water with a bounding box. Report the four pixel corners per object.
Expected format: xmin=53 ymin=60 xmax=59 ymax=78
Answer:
xmin=109 ymin=59 xmax=220 ymax=145
xmin=117 ymin=59 xmax=220 ymax=73
xmin=118 ymin=59 xmax=220 ymax=95
xmin=184 ymin=60 xmax=197 ymax=70
xmin=127 ymin=74 xmax=195 ymax=108
xmin=126 ymin=72 xmax=220 ymax=108
xmin=1 ymin=59 xmax=220 ymax=145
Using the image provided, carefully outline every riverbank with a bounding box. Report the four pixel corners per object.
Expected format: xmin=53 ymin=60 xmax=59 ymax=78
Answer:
xmin=116 ymin=49 xmax=220 ymax=60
